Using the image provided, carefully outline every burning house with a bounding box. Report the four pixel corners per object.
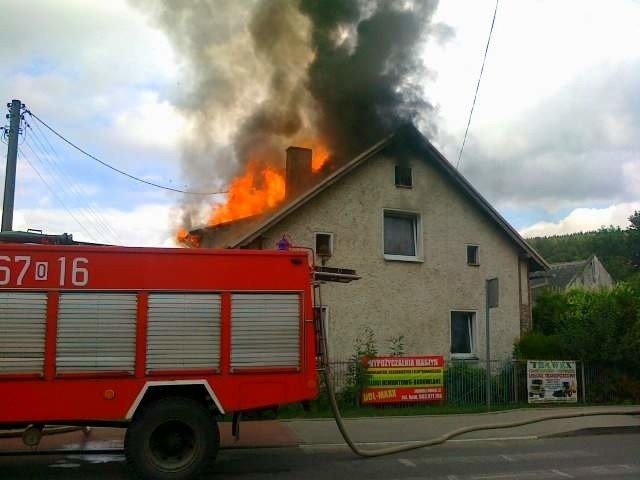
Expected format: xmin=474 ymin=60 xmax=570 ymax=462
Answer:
xmin=188 ymin=125 xmax=548 ymax=361
xmin=137 ymin=1 xmax=548 ymax=360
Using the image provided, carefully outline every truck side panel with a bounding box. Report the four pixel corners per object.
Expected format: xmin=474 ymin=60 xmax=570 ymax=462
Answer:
xmin=0 ymin=246 xmax=318 ymax=425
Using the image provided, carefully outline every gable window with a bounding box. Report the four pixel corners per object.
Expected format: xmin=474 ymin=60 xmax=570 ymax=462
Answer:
xmin=467 ymin=245 xmax=479 ymax=265
xmin=451 ymin=311 xmax=476 ymax=358
xmin=315 ymin=232 xmax=334 ymax=257
xmin=395 ymin=165 xmax=412 ymax=188
xmin=383 ymin=210 xmax=422 ymax=261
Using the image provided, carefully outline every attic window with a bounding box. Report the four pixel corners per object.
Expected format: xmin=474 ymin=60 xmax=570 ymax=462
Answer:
xmin=467 ymin=245 xmax=479 ymax=266
xmin=315 ymin=232 xmax=333 ymax=257
xmin=395 ymin=165 xmax=412 ymax=188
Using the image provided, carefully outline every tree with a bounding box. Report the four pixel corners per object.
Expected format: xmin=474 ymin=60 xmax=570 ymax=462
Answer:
xmin=629 ymin=210 xmax=640 ymax=231
xmin=630 ymin=211 xmax=640 ymax=269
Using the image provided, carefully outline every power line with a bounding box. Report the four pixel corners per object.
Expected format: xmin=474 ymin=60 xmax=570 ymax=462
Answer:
xmin=27 ymin=121 xmax=121 ymax=244
xmin=25 ymin=110 xmax=228 ymax=196
xmin=19 ymin=145 xmax=98 ymax=242
xmin=23 ymin=139 xmax=103 ymax=242
xmin=25 ymin=132 xmax=119 ymax=244
xmin=456 ymin=0 xmax=500 ymax=170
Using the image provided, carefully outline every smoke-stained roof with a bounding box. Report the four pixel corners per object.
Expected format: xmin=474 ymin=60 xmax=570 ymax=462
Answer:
xmin=192 ymin=124 xmax=549 ymax=271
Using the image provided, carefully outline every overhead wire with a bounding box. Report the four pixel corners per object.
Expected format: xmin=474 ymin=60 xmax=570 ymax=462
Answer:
xmin=25 ymin=134 xmax=115 ymax=245
xmin=25 ymin=130 xmax=116 ymax=244
xmin=27 ymin=121 xmax=120 ymax=244
xmin=456 ymin=0 xmax=500 ymax=170
xmin=22 ymin=138 xmax=101 ymax=243
xmin=26 ymin=110 xmax=228 ymax=196
xmin=19 ymin=144 xmax=98 ymax=242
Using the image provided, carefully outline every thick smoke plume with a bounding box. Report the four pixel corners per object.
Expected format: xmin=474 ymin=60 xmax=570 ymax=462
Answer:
xmin=131 ymin=0 xmax=449 ymax=228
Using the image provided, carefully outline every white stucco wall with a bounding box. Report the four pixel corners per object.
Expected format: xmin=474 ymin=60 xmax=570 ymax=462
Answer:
xmin=249 ymin=151 xmax=525 ymax=363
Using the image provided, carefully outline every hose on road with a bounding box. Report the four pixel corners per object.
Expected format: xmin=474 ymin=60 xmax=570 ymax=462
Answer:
xmin=322 ymin=367 xmax=639 ymax=458
xmin=317 ymin=304 xmax=639 ymax=458
xmin=0 ymin=426 xmax=88 ymax=440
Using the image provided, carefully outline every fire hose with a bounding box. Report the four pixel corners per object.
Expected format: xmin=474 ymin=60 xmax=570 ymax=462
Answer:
xmin=0 ymin=426 xmax=89 ymax=444
xmin=317 ymin=291 xmax=640 ymax=457
xmin=322 ymin=367 xmax=640 ymax=458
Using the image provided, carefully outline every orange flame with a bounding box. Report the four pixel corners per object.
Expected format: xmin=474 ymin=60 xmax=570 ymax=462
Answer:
xmin=176 ymin=141 xmax=331 ymax=240
xmin=209 ymin=160 xmax=285 ymax=226
xmin=176 ymin=227 xmax=202 ymax=248
xmin=297 ymin=139 xmax=330 ymax=172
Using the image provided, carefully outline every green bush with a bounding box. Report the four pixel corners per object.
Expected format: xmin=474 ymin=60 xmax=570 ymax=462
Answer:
xmin=513 ymin=331 xmax=567 ymax=360
xmin=445 ymin=363 xmax=487 ymax=406
xmin=532 ymin=290 xmax=569 ymax=335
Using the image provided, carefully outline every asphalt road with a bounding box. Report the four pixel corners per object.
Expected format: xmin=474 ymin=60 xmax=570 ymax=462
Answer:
xmin=1 ymin=432 xmax=639 ymax=479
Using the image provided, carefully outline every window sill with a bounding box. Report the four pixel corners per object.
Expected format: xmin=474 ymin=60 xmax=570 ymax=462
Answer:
xmin=395 ymin=184 xmax=413 ymax=189
xmin=384 ymin=254 xmax=424 ymax=263
xmin=467 ymin=263 xmax=480 ymax=267
xmin=451 ymin=354 xmax=478 ymax=361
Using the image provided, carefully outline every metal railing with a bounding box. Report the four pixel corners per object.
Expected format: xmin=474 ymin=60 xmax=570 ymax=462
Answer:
xmin=324 ymin=358 xmax=630 ymax=408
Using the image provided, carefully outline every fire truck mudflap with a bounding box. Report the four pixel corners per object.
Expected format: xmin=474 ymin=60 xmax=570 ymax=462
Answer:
xmin=0 ymin=243 xmax=319 ymax=479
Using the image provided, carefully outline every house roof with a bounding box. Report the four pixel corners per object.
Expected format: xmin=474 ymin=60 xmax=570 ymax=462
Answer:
xmin=192 ymin=124 xmax=549 ymax=271
xmin=530 ymin=255 xmax=594 ymax=290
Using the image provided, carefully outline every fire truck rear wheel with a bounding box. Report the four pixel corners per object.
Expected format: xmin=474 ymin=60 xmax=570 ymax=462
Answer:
xmin=125 ymin=397 xmax=219 ymax=480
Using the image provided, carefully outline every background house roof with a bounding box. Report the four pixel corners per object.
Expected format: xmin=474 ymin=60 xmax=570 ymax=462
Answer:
xmin=530 ymin=255 xmax=597 ymax=290
xmin=192 ymin=124 xmax=549 ymax=271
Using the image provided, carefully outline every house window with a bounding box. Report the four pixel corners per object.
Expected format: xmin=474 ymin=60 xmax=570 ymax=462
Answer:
xmin=451 ymin=311 xmax=476 ymax=357
xmin=315 ymin=232 xmax=333 ymax=257
xmin=395 ymin=165 xmax=412 ymax=188
xmin=383 ymin=210 xmax=422 ymax=261
xmin=467 ymin=245 xmax=479 ymax=265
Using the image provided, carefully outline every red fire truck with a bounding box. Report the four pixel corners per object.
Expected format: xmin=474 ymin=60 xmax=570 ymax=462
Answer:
xmin=0 ymin=238 xmax=348 ymax=478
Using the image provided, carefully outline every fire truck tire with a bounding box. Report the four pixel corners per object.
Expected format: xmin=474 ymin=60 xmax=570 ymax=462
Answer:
xmin=124 ymin=397 xmax=219 ymax=480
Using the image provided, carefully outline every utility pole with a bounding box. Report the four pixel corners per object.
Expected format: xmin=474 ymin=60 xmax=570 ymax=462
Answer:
xmin=2 ymin=99 xmax=22 ymax=232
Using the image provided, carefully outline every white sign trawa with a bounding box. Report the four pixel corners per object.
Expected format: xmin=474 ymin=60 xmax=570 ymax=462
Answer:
xmin=527 ymin=360 xmax=578 ymax=403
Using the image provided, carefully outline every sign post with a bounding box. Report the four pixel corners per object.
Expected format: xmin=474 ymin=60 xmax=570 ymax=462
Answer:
xmin=485 ymin=278 xmax=499 ymax=410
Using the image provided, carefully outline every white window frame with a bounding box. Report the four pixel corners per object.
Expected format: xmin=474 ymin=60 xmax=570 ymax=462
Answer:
xmin=467 ymin=244 xmax=480 ymax=266
xmin=449 ymin=310 xmax=477 ymax=359
xmin=314 ymin=232 xmax=334 ymax=258
xmin=382 ymin=209 xmax=423 ymax=262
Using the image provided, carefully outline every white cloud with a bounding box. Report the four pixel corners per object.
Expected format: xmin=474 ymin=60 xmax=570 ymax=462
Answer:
xmin=13 ymin=203 xmax=181 ymax=247
xmin=520 ymin=202 xmax=640 ymax=238
xmin=113 ymin=91 xmax=187 ymax=151
xmin=430 ymin=0 xmax=640 ymax=132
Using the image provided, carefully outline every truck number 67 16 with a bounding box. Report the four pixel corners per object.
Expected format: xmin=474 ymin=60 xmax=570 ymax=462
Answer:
xmin=0 ymin=256 xmax=89 ymax=287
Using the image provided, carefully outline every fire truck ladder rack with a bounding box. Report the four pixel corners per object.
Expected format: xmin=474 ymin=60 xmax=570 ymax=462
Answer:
xmin=0 ymin=230 xmax=107 ymax=246
xmin=313 ymin=266 xmax=361 ymax=283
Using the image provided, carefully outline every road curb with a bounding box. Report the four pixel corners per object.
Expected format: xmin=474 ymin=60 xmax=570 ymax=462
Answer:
xmin=542 ymin=425 xmax=640 ymax=438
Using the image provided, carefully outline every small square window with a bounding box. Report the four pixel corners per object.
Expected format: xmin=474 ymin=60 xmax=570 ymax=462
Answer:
xmin=383 ymin=210 xmax=421 ymax=261
xmin=395 ymin=165 xmax=412 ymax=188
xmin=467 ymin=245 xmax=479 ymax=265
xmin=315 ymin=232 xmax=333 ymax=257
xmin=451 ymin=311 xmax=476 ymax=357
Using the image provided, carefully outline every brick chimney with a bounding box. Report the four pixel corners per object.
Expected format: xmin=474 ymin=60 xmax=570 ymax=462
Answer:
xmin=285 ymin=146 xmax=312 ymax=200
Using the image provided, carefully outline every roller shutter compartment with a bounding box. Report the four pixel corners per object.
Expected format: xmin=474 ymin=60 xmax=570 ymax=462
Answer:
xmin=231 ymin=293 xmax=300 ymax=370
xmin=56 ymin=293 xmax=137 ymax=373
xmin=0 ymin=292 xmax=47 ymax=374
xmin=147 ymin=293 xmax=221 ymax=372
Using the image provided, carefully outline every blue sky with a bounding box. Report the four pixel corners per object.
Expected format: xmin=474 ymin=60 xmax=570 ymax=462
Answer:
xmin=1 ymin=0 xmax=639 ymax=246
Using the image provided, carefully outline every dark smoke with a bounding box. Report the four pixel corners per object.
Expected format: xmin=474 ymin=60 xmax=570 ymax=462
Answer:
xmin=300 ymin=0 xmax=443 ymax=163
xmin=130 ymin=0 xmax=451 ymax=227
